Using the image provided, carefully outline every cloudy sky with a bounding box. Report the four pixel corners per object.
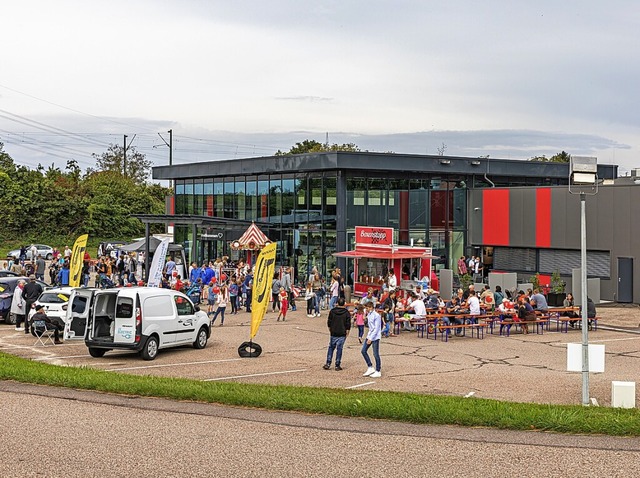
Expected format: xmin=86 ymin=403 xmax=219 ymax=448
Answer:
xmin=1 ymin=0 xmax=638 ymax=176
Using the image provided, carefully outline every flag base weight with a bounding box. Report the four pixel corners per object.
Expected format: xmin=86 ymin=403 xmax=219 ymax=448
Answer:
xmin=238 ymin=341 xmax=262 ymax=358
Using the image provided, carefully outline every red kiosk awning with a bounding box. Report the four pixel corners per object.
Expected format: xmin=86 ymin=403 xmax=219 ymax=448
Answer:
xmin=333 ymin=248 xmax=437 ymax=260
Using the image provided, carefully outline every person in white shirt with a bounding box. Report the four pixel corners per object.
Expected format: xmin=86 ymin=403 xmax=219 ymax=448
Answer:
xmin=468 ymin=291 xmax=481 ymax=322
xmin=361 ymin=302 xmax=382 ymax=378
xmin=403 ymin=292 xmax=426 ymax=331
xmin=387 ymin=269 xmax=397 ymax=292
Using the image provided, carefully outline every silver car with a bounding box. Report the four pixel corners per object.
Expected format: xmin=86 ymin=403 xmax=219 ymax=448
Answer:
xmin=8 ymin=244 xmax=54 ymax=261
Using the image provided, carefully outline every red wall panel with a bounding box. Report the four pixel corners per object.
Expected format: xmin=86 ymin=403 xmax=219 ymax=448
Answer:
xmin=482 ymin=189 xmax=510 ymax=245
xmin=535 ymin=188 xmax=551 ymax=247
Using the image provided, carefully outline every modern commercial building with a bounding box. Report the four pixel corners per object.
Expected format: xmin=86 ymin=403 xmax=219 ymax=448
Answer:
xmin=151 ymin=151 xmax=623 ymax=296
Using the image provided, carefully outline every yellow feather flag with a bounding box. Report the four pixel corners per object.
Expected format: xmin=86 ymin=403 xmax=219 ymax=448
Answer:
xmin=250 ymin=242 xmax=277 ymax=339
xmin=69 ymin=234 xmax=89 ymax=287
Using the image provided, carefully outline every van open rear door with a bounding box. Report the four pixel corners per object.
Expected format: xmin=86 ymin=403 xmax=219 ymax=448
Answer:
xmin=113 ymin=294 xmax=136 ymax=344
xmin=64 ymin=289 xmax=96 ymax=340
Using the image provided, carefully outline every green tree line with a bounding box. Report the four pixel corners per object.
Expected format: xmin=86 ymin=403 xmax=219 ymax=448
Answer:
xmin=0 ymin=142 xmax=168 ymax=252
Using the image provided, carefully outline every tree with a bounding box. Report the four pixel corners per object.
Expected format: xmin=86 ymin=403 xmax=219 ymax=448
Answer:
xmin=275 ymin=140 xmax=362 ymax=156
xmin=91 ymin=143 xmax=153 ymax=183
xmin=529 ymin=151 xmax=571 ymax=163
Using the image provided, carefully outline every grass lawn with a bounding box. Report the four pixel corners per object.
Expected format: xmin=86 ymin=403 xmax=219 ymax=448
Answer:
xmin=1 ymin=352 xmax=639 ymax=436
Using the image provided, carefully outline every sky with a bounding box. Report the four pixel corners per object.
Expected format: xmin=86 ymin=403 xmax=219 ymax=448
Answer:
xmin=1 ymin=0 xmax=638 ymax=177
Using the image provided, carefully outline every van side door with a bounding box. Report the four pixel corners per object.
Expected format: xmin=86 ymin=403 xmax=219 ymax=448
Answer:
xmin=142 ymin=294 xmax=176 ymax=345
xmin=113 ymin=296 xmax=136 ymax=344
xmin=174 ymin=293 xmax=197 ymax=344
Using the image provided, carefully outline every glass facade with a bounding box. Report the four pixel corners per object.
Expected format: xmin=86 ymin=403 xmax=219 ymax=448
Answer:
xmin=175 ymin=170 xmax=475 ymax=281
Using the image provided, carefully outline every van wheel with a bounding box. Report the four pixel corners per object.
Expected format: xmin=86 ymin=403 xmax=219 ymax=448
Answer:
xmin=141 ymin=336 xmax=159 ymax=360
xmin=88 ymin=347 xmax=107 ymax=358
xmin=193 ymin=327 xmax=208 ymax=349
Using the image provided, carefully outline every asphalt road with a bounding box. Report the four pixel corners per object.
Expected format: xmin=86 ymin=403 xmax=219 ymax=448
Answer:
xmin=1 ymin=381 xmax=639 ymax=478
xmin=1 ymin=304 xmax=640 ymax=477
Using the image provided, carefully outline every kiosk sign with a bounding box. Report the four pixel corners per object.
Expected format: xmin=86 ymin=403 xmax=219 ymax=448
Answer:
xmin=355 ymin=226 xmax=393 ymax=246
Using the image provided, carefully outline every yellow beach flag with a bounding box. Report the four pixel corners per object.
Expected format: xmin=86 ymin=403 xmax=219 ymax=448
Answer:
xmin=250 ymin=242 xmax=276 ymax=339
xmin=69 ymin=234 xmax=89 ymax=287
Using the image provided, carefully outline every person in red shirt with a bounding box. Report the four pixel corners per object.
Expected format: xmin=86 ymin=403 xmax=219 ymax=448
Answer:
xmin=277 ymin=287 xmax=289 ymax=321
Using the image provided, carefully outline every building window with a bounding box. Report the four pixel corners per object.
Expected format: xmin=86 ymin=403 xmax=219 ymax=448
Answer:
xmin=214 ymin=180 xmax=223 ymax=217
xmin=258 ymin=176 xmax=269 ymax=220
xmin=269 ymin=176 xmax=282 ymax=223
xmin=367 ymin=178 xmax=387 ymax=226
xmin=204 ymin=181 xmax=213 ymax=217
xmin=175 ymin=180 xmax=185 ymax=214
xmin=184 ymin=180 xmax=194 ymax=215
xmin=194 ymin=179 xmax=204 ymax=216
xmin=246 ymin=177 xmax=257 ymax=221
xmin=224 ymin=180 xmax=234 ymax=218
xmin=323 ymin=176 xmax=336 ymax=230
xmin=235 ymin=178 xmax=245 ymax=220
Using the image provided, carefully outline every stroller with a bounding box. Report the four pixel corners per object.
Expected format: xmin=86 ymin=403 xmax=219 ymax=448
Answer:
xmin=187 ymin=283 xmax=202 ymax=305
xmin=98 ymin=274 xmax=115 ymax=289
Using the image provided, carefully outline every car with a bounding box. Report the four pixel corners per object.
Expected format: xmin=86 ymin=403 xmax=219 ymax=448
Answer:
xmin=0 ymin=271 xmax=20 ymax=278
xmin=0 ymin=277 xmax=51 ymax=324
xmin=27 ymin=287 xmax=75 ymax=323
xmin=8 ymin=244 xmax=55 ymax=261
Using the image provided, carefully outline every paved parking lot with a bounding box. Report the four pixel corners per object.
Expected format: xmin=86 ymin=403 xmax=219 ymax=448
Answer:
xmin=1 ymin=305 xmax=639 ymax=406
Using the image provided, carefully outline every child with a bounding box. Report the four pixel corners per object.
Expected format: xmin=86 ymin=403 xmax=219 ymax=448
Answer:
xmin=208 ymin=284 xmax=219 ymax=316
xmin=202 ymin=282 xmax=210 ymax=306
xmin=211 ymin=285 xmax=228 ymax=326
xmin=228 ymin=279 xmax=239 ymax=314
xmin=277 ymin=286 xmax=289 ymax=321
xmin=354 ymin=304 xmax=365 ymax=344
xmin=304 ymin=282 xmax=315 ymax=317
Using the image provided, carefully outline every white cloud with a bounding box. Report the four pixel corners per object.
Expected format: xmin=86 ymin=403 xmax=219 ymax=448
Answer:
xmin=0 ymin=0 xmax=637 ymax=173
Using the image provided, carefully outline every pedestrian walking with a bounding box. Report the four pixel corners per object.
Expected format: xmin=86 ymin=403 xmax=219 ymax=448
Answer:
xmin=361 ymin=302 xmax=382 ymax=378
xmin=323 ymin=297 xmax=351 ymax=371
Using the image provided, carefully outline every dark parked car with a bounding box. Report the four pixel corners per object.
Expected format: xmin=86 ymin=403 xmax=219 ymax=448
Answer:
xmin=0 ymin=271 xmax=20 ymax=278
xmin=0 ymin=277 xmax=50 ymax=324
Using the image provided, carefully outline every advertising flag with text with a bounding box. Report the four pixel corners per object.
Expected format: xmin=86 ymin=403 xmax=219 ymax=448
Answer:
xmin=250 ymin=242 xmax=276 ymax=339
xmin=69 ymin=234 xmax=88 ymax=287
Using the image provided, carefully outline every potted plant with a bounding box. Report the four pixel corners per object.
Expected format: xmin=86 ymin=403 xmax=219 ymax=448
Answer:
xmin=529 ymin=272 xmax=541 ymax=291
xmin=547 ymin=270 xmax=566 ymax=306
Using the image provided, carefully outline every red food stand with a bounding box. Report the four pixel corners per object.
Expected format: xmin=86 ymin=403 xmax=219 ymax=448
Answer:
xmin=333 ymin=226 xmax=436 ymax=297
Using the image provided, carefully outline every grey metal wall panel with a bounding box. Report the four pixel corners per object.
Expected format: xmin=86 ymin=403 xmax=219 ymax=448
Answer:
xmin=468 ymin=189 xmax=483 ymax=245
xmin=551 ymin=188 xmax=568 ymax=248
xmin=508 ymin=189 xmax=536 ymax=247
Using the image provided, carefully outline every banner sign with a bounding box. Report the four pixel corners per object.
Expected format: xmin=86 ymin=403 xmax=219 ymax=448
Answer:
xmin=147 ymin=238 xmax=170 ymax=287
xmin=69 ymin=234 xmax=89 ymax=287
xmin=355 ymin=226 xmax=393 ymax=246
xmin=250 ymin=242 xmax=277 ymax=338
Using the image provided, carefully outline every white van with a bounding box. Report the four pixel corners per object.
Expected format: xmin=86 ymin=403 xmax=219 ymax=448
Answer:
xmin=65 ymin=287 xmax=211 ymax=360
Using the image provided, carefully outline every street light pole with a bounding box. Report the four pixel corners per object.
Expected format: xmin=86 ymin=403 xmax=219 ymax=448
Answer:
xmin=569 ymin=155 xmax=598 ymax=406
xmin=580 ymin=191 xmax=589 ymax=405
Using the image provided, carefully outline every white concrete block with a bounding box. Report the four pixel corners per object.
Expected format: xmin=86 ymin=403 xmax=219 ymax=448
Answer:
xmin=612 ymin=381 xmax=636 ymax=409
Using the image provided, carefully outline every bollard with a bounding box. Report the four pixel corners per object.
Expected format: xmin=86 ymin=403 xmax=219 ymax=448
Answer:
xmin=611 ymin=381 xmax=636 ymax=408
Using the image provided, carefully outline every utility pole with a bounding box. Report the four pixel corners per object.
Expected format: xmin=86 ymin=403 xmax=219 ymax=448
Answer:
xmin=123 ymin=134 xmax=128 ymax=179
xmin=158 ymin=129 xmax=173 ymax=188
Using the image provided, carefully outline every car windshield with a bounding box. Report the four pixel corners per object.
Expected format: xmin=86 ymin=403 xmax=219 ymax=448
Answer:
xmin=39 ymin=292 xmax=70 ymax=304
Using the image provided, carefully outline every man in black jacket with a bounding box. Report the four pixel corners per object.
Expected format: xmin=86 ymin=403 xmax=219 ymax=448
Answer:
xmin=31 ymin=304 xmax=63 ymax=344
xmin=323 ymin=297 xmax=351 ymax=371
xmin=22 ymin=275 xmax=43 ymax=335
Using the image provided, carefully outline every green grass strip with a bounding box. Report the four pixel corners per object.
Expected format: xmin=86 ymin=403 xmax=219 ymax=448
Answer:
xmin=1 ymin=351 xmax=639 ymax=436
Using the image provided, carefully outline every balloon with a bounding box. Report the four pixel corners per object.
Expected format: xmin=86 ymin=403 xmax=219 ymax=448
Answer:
xmin=213 ymin=286 xmax=220 ymax=294
xmin=221 ymin=273 xmax=227 ymax=281
xmin=211 ymin=277 xmax=217 ymax=283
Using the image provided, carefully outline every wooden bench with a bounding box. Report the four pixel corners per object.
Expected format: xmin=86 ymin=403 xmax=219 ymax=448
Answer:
xmin=435 ymin=322 xmax=487 ymax=341
xmin=498 ymin=317 xmax=550 ymax=336
xmin=550 ymin=314 xmax=600 ymax=333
